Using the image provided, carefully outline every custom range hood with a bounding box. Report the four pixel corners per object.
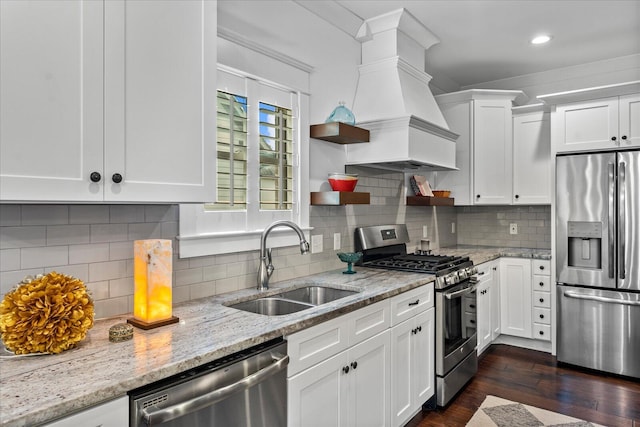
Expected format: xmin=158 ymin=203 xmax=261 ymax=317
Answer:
xmin=347 ymin=9 xmax=458 ymax=171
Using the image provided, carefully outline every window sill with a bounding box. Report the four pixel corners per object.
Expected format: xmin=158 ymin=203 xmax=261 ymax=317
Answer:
xmin=177 ymin=227 xmax=313 ymax=258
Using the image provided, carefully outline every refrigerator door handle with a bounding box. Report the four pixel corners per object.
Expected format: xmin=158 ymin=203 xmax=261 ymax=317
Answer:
xmin=607 ymin=162 xmax=615 ymax=279
xmin=563 ymin=290 xmax=640 ymax=306
xmin=618 ymin=161 xmax=626 ymax=280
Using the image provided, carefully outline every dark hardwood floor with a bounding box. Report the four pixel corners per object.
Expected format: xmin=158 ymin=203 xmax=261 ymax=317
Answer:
xmin=406 ymin=344 xmax=640 ymax=427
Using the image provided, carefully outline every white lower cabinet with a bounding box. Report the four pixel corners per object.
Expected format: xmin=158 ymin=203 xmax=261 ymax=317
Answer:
xmin=287 ymin=284 xmax=435 ymax=427
xmin=43 ymin=396 xmax=128 ymax=427
xmin=390 ymin=308 xmax=435 ymax=427
xmin=499 ymin=258 xmax=532 ymax=338
xmin=475 ymin=260 xmax=500 ymax=354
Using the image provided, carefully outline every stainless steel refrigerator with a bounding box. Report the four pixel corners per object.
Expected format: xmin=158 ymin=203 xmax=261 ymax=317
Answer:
xmin=556 ymin=149 xmax=639 ymax=379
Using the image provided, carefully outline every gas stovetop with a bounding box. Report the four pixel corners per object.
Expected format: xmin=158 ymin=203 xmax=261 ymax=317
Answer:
xmin=362 ymin=253 xmax=468 ymax=274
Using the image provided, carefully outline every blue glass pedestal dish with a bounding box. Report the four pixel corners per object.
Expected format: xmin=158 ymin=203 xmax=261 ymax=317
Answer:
xmin=337 ymin=252 xmax=363 ymax=274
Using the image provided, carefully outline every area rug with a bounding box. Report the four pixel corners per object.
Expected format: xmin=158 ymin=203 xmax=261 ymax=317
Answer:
xmin=466 ymin=395 xmax=606 ymax=427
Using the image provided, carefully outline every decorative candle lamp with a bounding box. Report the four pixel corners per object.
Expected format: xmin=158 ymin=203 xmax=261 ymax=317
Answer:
xmin=127 ymin=239 xmax=179 ymax=330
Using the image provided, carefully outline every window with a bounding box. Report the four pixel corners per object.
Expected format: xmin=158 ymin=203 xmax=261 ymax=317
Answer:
xmin=178 ymin=65 xmax=310 ymax=258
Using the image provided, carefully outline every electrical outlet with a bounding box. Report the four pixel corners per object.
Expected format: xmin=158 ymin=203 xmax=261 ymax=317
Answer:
xmin=333 ymin=233 xmax=341 ymax=250
xmin=311 ymin=235 xmax=323 ymax=254
xmin=510 ymin=223 xmax=518 ymax=235
xmin=451 ymin=222 xmax=456 ymax=234
xmin=422 ymin=225 xmax=428 ymax=238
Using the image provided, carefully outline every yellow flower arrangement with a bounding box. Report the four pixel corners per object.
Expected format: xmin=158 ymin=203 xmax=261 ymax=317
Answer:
xmin=0 ymin=272 xmax=94 ymax=354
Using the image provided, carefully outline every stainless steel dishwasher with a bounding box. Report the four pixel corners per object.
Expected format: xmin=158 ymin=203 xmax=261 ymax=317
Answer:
xmin=129 ymin=338 xmax=288 ymax=426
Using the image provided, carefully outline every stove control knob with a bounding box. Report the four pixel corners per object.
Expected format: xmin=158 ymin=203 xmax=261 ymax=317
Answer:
xmin=458 ymin=270 xmax=468 ymax=280
xmin=445 ymin=272 xmax=458 ymax=285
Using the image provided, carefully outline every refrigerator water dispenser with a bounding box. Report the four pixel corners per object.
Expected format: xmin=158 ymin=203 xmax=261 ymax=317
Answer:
xmin=567 ymin=221 xmax=602 ymax=269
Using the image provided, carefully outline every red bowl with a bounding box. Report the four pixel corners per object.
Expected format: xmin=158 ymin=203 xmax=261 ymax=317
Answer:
xmin=328 ymin=174 xmax=358 ymax=192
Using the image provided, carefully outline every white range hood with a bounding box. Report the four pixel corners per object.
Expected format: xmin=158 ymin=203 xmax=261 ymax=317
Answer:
xmin=346 ymin=9 xmax=459 ymax=171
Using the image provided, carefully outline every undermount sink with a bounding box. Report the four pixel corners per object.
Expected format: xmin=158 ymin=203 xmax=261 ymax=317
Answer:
xmin=227 ymin=286 xmax=360 ymax=316
xmin=274 ymin=286 xmax=359 ymax=305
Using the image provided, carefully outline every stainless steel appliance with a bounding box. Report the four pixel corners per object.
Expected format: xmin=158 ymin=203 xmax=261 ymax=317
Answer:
xmin=129 ymin=338 xmax=288 ymax=426
xmin=556 ymin=150 xmax=640 ymax=378
xmin=355 ymin=224 xmax=478 ymax=407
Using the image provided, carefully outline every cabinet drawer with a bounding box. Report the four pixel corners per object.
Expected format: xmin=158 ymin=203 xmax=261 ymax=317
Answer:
xmin=463 ymin=296 xmax=477 ymax=313
xmin=533 ymin=291 xmax=551 ymax=308
xmin=532 ymin=260 xmax=550 ymax=276
xmin=464 ymin=312 xmax=477 ymax=328
xmin=390 ymin=284 xmax=434 ymax=326
xmin=348 ymin=299 xmax=390 ymax=346
xmin=533 ymin=275 xmax=551 ymax=292
xmin=533 ymin=323 xmax=551 ymax=341
xmin=287 ymin=315 xmax=349 ymax=377
xmin=476 ymin=262 xmax=494 ymax=281
xmin=533 ymin=307 xmax=551 ymax=325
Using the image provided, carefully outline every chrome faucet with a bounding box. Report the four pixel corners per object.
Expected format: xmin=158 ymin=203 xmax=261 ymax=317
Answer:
xmin=257 ymin=220 xmax=310 ymax=290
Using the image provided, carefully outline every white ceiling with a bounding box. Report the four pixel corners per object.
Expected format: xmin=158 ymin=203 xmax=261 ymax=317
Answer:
xmin=297 ymin=0 xmax=640 ymax=89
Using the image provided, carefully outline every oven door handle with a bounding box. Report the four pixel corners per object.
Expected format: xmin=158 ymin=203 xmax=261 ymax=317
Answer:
xmin=444 ymin=283 xmax=477 ymax=300
xmin=141 ymin=352 xmax=290 ymax=426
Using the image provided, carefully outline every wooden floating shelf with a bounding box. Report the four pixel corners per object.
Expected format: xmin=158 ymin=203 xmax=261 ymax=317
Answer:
xmin=311 ymin=191 xmax=370 ymax=206
xmin=310 ymin=122 xmax=370 ymax=144
xmin=406 ymin=196 xmax=455 ymax=206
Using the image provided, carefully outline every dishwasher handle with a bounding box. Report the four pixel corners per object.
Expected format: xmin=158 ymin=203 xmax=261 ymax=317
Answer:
xmin=142 ymin=352 xmax=290 ymax=426
xmin=563 ymin=290 xmax=640 ymax=306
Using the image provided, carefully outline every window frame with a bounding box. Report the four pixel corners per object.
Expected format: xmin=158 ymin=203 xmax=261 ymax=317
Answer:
xmin=178 ymin=64 xmax=310 ymax=258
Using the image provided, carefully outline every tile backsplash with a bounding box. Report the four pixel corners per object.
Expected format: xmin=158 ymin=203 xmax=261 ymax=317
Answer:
xmin=0 ymin=168 xmax=549 ymax=319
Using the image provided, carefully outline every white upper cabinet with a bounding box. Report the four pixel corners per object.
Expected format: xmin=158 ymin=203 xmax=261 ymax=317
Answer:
xmin=0 ymin=0 xmax=216 ymax=203
xmin=435 ymin=90 xmax=526 ymax=205
xmin=538 ymin=81 xmax=640 ymax=154
xmin=512 ymin=106 xmax=551 ymax=205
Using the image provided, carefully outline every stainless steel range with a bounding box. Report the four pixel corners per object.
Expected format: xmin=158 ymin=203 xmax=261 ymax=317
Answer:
xmin=355 ymin=224 xmax=479 ymax=407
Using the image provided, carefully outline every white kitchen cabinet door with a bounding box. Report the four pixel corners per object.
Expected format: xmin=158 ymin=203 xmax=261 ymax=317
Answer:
xmin=512 ymin=111 xmax=551 ymax=204
xmin=499 ymin=258 xmax=532 ymax=338
xmin=619 ymin=93 xmax=640 ymax=148
xmin=490 ymin=263 xmax=501 ymax=340
xmin=476 ymin=280 xmax=492 ymax=354
xmin=473 ymin=100 xmax=514 ymax=205
xmin=390 ymin=308 xmax=435 ymax=427
xmin=288 ymin=351 xmax=349 ymax=427
xmin=103 ymin=0 xmax=216 ymax=202
xmin=349 ymin=330 xmax=391 ymax=427
xmin=43 ymin=396 xmax=128 ymax=427
xmin=553 ymin=97 xmax=619 ymax=153
xmin=0 ymin=0 xmax=104 ymax=202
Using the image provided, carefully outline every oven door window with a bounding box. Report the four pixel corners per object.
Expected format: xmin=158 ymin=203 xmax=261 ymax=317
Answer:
xmin=443 ymin=287 xmax=477 ymax=355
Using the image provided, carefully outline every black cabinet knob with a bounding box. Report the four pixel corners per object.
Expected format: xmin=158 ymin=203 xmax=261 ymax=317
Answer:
xmin=540 ymin=314 xmax=544 ymax=319
xmin=470 ymin=319 xmax=476 ymax=324
xmin=342 ymin=366 xmax=350 ymax=374
xmin=90 ymin=172 xmax=101 ymax=183
xmin=539 ymin=282 xmax=544 ymax=287
xmin=411 ymin=328 xmax=417 ymax=335
xmin=539 ymin=298 xmax=544 ymax=303
xmin=611 ymin=136 xmax=617 ymax=141
xmin=112 ymin=173 xmax=123 ymax=184
xmin=417 ymin=326 xmax=422 ymax=332
xmin=539 ymin=265 xmax=545 ymax=270
xmin=621 ymin=135 xmax=628 ymax=140
xmin=351 ymin=361 xmax=358 ymax=370
xmin=539 ymin=330 xmax=544 ymax=336
xmin=515 ymin=194 xmax=520 ymax=199
xmin=476 ymin=194 xmax=481 ymax=198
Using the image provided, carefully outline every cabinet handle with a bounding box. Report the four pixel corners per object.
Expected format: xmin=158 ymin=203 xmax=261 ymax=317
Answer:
xmin=539 ymin=265 xmax=545 ymax=271
xmin=90 ymin=172 xmax=101 ymax=183
xmin=411 ymin=328 xmax=416 ymax=335
xmin=539 ymin=330 xmax=544 ymax=336
xmin=493 ymin=267 xmax=497 ymax=271
xmin=539 ymin=314 xmax=544 ymax=319
xmin=515 ymin=194 xmax=520 ymax=199
xmin=469 ymin=304 xmax=476 ymax=308
xmin=478 ymin=272 xmax=486 ymax=276
xmin=408 ymin=300 xmax=419 ymax=306
xmin=417 ymin=326 xmax=422 ymax=332
xmin=350 ymin=361 xmax=358 ymax=370
xmin=539 ymin=298 xmax=544 ymax=303
xmin=342 ymin=366 xmax=350 ymax=374
xmin=539 ymin=282 xmax=544 ymax=287
xmin=469 ymin=319 xmax=476 ymax=324
xmin=611 ymin=136 xmax=617 ymax=141
xmin=476 ymin=194 xmax=481 ymax=198
xmin=112 ymin=173 xmax=123 ymax=184
xmin=621 ymin=135 xmax=628 ymax=140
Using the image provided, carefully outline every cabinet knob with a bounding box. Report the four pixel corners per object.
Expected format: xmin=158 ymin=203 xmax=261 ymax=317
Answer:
xmin=539 ymin=298 xmax=544 ymax=303
xmin=342 ymin=366 xmax=350 ymax=374
xmin=90 ymin=172 xmax=101 ymax=183
xmin=539 ymin=265 xmax=545 ymax=271
xmin=621 ymin=135 xmax=628 ymax=140
xmin=417 ymin=326 xmax=422 ymax=332
xmin=112 ymin=173 xmax=123 ymax=184
xmin=515 ymin=194 xmax=520 ymax=199
xmin=470 ymin=319 xmax=476 ymax=324
xmin=539 ymin=330 xmax=544 ymax=336
xmin=476 ymin=194 xmax=481 ymax=198
xmin=351 ymin=361 xmax=358 ymax=370
xmin=611 ymin=136 xmax=617 ymax=141
xmin=539 ymin=282 xmax=544 ymax=287
xmin=540 ymin=314 xmax=544 ymax=319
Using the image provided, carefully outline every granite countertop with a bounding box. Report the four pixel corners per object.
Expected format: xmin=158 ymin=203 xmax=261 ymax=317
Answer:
xmin=0 ymin=268 xmax=434 ymax=427
xmin=0 ymin=246 xmax=550 ymax=427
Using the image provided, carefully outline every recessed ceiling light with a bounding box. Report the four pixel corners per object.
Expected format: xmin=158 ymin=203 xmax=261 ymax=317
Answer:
xmin=531 ymin=35 xmax=552 ymax=45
